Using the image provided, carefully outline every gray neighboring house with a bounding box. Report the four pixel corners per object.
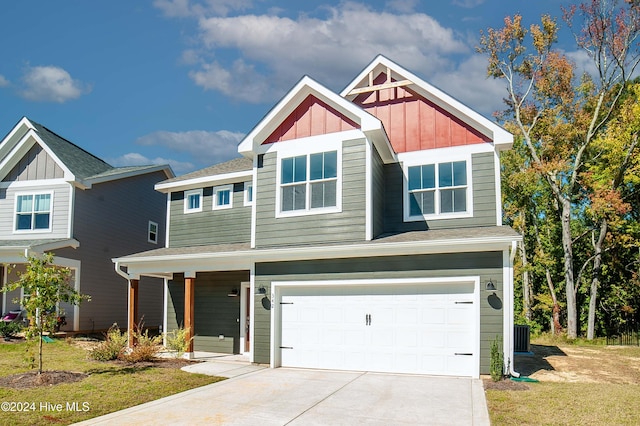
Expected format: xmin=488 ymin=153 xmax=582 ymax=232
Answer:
xmin=0 ymin=117 xmax=173 ymax=332
xmin=114 ymin=56 xmax=522 ymax=378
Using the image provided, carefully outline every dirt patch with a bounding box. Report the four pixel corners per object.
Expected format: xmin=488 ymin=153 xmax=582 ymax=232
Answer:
xmin=513 ymin=344 xmax=640 ymax=384
xmin=0 ymin=370 xmax=87 ymax=389
xmin=483 ymin=378 xmax=530 ymax=391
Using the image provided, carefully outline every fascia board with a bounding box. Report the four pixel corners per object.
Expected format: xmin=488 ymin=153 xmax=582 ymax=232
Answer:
xmin=87 ymin=165 xmax=174 ymax=187
xmin=0 ymin=117 xmax=32 ymax=160
xmin=238 ymin=76 xmax=383 ymax=157
xmin=114 ymin=234 xmax=522 ymax=276
xmin=155 ymin=169 xmax=253 ymax=193
xmin=342 ymin=55 xmax=513 ymax=148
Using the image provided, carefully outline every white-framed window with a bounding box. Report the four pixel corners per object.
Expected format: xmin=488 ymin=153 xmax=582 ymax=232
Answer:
xmin=244 ymin=182 xmax=253 ymax=206
xmin=213 ymin=185 xmax=233 ymax=210
xmin=184 ymin=189 xmax=203 ymax=213
xmin=148 ymin=221 xmax=158 ymax=244
xmin=403 ymin=152 xmax=472 ymax=221
xmin=14 ymin=192 xmax=53 ymax=232
xmin=279 ymin=150 xmax=338 ymax=214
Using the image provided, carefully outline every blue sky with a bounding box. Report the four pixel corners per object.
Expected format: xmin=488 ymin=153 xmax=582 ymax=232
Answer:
xmin=0 ymin=0 xmax=576 ymax=175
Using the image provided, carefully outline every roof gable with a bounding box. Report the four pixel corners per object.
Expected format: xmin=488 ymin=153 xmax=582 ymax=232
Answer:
xmin=342 ymin=55 xmax=512 ymax=150
xmin=262 ymin=94 xmax=359 ymax=144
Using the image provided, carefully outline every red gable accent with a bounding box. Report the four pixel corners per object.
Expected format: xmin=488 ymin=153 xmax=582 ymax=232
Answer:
xmin=352 ymin=73 xmax=491 ymax=153
xmin=261 ymin=95 xmax=359 ymax=144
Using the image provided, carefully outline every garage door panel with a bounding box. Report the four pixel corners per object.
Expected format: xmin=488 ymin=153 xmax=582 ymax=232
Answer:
xmin=279 ymin=282 xmax=476 ymax=377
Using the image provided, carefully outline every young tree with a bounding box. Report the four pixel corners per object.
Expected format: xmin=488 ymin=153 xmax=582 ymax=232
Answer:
xmin=1 ymin=253 xmax=90 ymax=374
xmin=478 ymin=0 xmax=640 ymax=338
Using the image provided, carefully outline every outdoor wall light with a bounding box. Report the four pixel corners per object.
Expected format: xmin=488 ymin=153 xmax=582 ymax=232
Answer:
xmin=485 ymin=279 xmax=497 ymax=293
xmin=256 ymin=286 xmax=267 ymax=296
xmin=227 ymin=288 xmax=239 ymax=297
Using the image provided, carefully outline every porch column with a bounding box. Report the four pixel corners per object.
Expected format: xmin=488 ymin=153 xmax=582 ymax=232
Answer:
xmin=128 ymin=279 xmax=139 ymax=347
xmin=184 ymin=275 xmax=195 ymax=355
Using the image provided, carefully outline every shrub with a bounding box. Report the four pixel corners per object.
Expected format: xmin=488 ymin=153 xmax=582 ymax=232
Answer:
xmin=0 ymin=321 xmax=22 ymax=339
xmin=89 ymin=324 xmax=127 ymax=361
xmin=490 ymin=335 xmax=504 ymax=382
xmin=121 ymin=327 xmax=162 ymax=362
xmin=165 ymin=327 xmax=193 ymax=358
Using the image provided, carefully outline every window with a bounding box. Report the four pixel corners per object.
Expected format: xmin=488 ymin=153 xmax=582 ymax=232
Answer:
xmin=213 ymin=185 xmax=233 ymax=210
xmin=280 ymin=151 xmax=338 ymax=213
xmin=244 ymin=182 xmax=253 ymax=206
xmin=184 ymin=189 xmax=202 ymax=213
xmin=15 ymin=193 xmax=52 ymax=231
xmin=148 ymin=221 xmax=158 ymax=244
xmin=408 ymin=160 xmax=468 ymax=217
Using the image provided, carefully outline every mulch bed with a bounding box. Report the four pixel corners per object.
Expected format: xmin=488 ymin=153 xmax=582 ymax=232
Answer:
xmin=483 ymin=378 xmax=530 ymax=391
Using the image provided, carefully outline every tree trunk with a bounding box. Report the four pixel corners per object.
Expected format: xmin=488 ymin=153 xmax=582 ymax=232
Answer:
xmin=561 ymin=198 xmax=578 ymax=338
xmin=588 ymin=220 xmax=608 ymax=340
xmin=521 ymin=243 xmax=533 ymax=321
xmin=546 ymin=267 xmax=563 ymax=334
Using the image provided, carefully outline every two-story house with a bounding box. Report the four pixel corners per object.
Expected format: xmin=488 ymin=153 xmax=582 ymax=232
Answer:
xmin=114 ymin=56 xmax=521 ymax=378
xmin=0 ymin=117 xmax=173 ymax=333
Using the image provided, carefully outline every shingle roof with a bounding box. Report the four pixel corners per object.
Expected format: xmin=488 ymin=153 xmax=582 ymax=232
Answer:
xmin=30 ymin=120 xmax=113 ymax=180
xmin=160 ymin=157 xmax=252 ymax=185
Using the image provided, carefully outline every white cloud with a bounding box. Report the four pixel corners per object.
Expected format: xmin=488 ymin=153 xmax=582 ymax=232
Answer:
xmin=386 ymin=0 xmax=418 ymax=13
xmin=187 ymin=3 xmax=468 ymax=103
xmin=20 ymin=66 xmax=91 ymax=103
xmin=135 ymin=129 xmax=245 ymax=165
xmin=452 ymin=0 xmax=485 ymax=7
xmin=110 ymin=152 xmax=195 ymax=174
xmin=0 ymin=75 xmax=9 ymax=87
xmin=154 ymin=0 xmax=253 ymax=17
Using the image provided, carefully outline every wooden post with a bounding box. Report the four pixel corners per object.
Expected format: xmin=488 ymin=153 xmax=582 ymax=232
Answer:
xmin=128 ymin=279 xmax=139 ymax=347
xmin=184 ymin=276 xmax=195 ymax=354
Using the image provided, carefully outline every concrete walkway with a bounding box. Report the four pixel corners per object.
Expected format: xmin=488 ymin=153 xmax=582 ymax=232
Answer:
xmin=75 ymin=356 xmax=490 ymax=426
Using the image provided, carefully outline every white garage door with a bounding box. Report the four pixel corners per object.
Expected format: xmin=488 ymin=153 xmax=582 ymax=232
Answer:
xmin=278 ymin=282 xmax=476 ymax=377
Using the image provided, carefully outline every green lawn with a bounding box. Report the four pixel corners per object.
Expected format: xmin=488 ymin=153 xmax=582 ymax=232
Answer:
xmin=485 ymin=341 xmax=640 ymax=426
xmin=0 ymin=339 xmax=223 ymax=425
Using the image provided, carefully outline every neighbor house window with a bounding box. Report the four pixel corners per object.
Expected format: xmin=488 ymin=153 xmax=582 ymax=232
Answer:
xmin=244 ymin=182 xmax=253 ymax=206
xmin=148 ymin=221 xmax=158 ymax=244
xmin=184 ymin=189 xmax=203 ymax=213
xmin=280 ymin=151 xmax=337 ymax=212
xmin=213 ymin=185 xmax=233 ymax=210
xmin=15 ymin=193 xmax=52 ymax=231
xmin=408 ymin=160 xmax=468 ymax=217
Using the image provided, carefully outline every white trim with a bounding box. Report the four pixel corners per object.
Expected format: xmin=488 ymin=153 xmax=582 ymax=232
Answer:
xmin=240 ymin=281 xmax=251 ymax=355
xmin=155 ymin=169 xmax=252 ymax=193
xmin=274 ymin=137 xmax=343 ymax=218
xmin=249 ymin=262 xmax=256 ymax=363
xmin=271 ymin=276 xmax=481 ymax=378
xmin=165 ymin=193 xmax=171 ymax=248
xmin=365 ymin=139 xmax=373 ymax=241
xmin=183 ymin=189 xmax=203 ymax=214
xmin=52 ymin=256 xmax=81 ymax=331
xmin=163 ymin=278 xmax=169 ymax=346
xmin=13 ymin=190 xmax=54 ymax=234
xmin=0 ymin=178 xmax=70 ymax=189
xmin=250 ymin=158 xmax=258 ymax=249
xmin=1 ymin=265 xmax=7 ymax=314
xmin=402 ymin=152 xmax=473 ymax=222
xmin=67 ymin=183 xmax=74 ymax=239
xmin=212 ymin=184 xmax=233 ymax=210
xmin=494 ymin=151 xmax=503 ymax=226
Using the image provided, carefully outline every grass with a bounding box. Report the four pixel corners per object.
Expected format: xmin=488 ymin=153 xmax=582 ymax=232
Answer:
xmin=0 ymin=338 xmax=223 ymax=425
xmin=485 ymin=337 xmax=640 ymax=426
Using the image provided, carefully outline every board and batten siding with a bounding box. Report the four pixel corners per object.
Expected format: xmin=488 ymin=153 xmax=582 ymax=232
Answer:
xmin=253 ymin=251 xmax=504 ymax=374
xmin=55 ymin=171 xmax=168 ymax=331
xmin=384 ymin=151 xmax=497 ymax=233
xmin=255 ymin=138 xmax=367 ymax=248
xmin=169 ymin=182 xmax=251 ymax=248
xmin=2 ymin=143 xmax=64 ymax=182
xmin=0 ymin=183 xmax=71 ymax=240
xmin=167 ymin=271 xmax=249 ymax=353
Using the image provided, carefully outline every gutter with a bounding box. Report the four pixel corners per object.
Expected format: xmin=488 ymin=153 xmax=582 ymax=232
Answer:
xmin=114 ymin=261 xmax=131 ymax=281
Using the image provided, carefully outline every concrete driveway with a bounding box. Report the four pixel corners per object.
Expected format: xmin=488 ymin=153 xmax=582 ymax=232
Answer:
xmin=76 ymin=367 xmax=490 ymax=425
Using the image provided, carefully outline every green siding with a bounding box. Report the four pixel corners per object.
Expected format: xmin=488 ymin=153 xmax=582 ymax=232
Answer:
xmin=253 ymin=251 xmax=504 ymax=373
xmin=371 ymin=144 xmax=386 ymax=238
xmin=384 ymin=152 xmax=497 ymax=233
xmin=255 ymin=139 xmax=367 ymax=247
xmin=169 ymin=182 xmax=251 ymax=247
xmin=167 ymin=271 xmax=249 ymax=353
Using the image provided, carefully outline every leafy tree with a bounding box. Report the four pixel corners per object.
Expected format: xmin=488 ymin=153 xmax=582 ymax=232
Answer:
xmin=478 ymin=0 xmax=640 ymax=338
xmin=1 ymin=253 xmax=90 ymax=374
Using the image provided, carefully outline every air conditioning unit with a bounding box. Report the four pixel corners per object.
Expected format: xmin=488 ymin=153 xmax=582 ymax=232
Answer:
xmin=514 ymin=325 xmax=530 ymax=353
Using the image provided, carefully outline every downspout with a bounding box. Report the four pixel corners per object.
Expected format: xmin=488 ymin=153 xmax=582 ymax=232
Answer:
xmin=114 ymin=261 xmax=133 ymax=342
xmin=509 ymin=240 xmax=520 ymax=378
